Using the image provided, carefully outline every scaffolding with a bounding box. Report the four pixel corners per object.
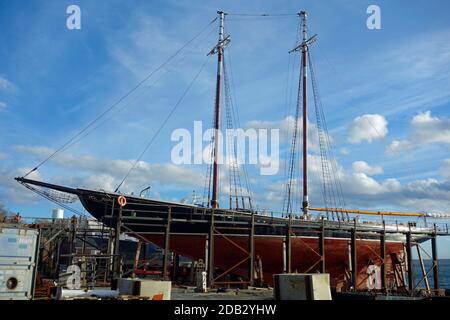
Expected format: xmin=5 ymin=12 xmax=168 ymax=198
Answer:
xmin=97 ymin=195 xmax=449 ymax=296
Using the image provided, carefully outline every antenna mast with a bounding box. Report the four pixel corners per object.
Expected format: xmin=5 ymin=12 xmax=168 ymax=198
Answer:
xmin=208 ymin=11 xmax=229 ymax=209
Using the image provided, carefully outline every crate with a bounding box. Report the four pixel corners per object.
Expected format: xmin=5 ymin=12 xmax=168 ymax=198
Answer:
xmin=0 ymin=224 xmax=39 ymax=300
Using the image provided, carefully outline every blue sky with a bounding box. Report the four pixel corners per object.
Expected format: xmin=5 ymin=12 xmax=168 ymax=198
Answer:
xmin=1 ymin=0 xmax=450 ymax=255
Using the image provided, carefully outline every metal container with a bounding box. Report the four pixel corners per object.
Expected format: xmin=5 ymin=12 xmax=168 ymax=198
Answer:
xmin=52 ymin=208 xmax=64 ymax=220
xmin=0 ymin=224 xmax=39 ymax=300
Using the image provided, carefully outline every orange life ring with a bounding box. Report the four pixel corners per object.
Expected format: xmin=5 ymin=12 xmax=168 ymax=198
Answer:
xmin=117 ymin=196 xmax=127 ymax=207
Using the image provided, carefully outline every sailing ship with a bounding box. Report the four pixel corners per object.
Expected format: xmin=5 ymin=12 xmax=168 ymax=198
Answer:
xmin=16 ymin=11 xmax=441 ymax=290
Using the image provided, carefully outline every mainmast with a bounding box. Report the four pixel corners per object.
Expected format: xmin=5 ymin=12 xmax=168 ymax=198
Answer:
xmin=301 ymin=12 xmax=309 ymax=214
xmin=209 ymin=11 xmax=229 ymax=209
xmin=290 ymin=11 xmax=317 ymax=215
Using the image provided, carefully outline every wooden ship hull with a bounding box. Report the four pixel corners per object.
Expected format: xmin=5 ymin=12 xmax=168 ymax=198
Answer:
xmin=16 ymin=177 xmax=432 ymax=290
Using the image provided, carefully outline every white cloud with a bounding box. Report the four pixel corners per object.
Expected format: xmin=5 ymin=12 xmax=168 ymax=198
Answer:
xmin=348 ymin=114 xmax=388 ymax=144
xmin=14 ymin=145 xmax=204 ymax=193
xmin=258 ymin=154 xmax=449 ymax=214
xmin=0 ymin=101 xmax=7 ymax=109
xmin=339 ymin=174 xmax=449 ymax=213
xmin=440 ymin=159 xmax=450 ymax=179
xmin=329 ymin=28 xmax=450 ymax=119
xmin=387 ymin=29 xmax=450 ymax=82
xmin=339 ymin=147 xmax=350 ymax=155
xmin=385 ymin=140 xmax=412 ymax=155
xmin=0 ymin=167 xmax=42 ymax=204
xmin=352 ymin=161 xmax=383 ymax=176
xmin=0 ymin=75 xmax=16 ymax=93
xmin=386 ymin=111 xmax=450 ymax=155
xmin=410 ymin=111 xmax=450 ymax=143
xmin=245 ymin=116 xmax=325 ymax=153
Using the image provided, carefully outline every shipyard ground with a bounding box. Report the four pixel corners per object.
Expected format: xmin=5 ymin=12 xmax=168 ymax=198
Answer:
xmin=171 ymin=287 xmax=274 ymax=300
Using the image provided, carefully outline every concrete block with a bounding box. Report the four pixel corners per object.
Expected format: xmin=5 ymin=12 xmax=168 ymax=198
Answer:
xmin=274 ymin=273 xmax=332 ymax=300
xmin=118 ymin=278 xmax=171 ymax=300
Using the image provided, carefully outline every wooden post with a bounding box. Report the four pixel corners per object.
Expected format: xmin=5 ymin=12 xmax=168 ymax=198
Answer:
xmin=106 ymin=200 xmax=115 ymax=281
xmin=431 ymin=227 xmax=439 ymax=290
xmin=319 ymin=221 xmax=325 ymax=273
xmin=405 ymin=232 xmax=414 ymax=293
xmin=380 ymin=231 xmax=386 ymax=291
xmin=249 ymin=213 xmax=255 ymax=286
xmin=173 ymin=253 xmax=179 ymax=282
xmin=208 ymin=209 xmax=215 ymax=287
xmin=113 ymin=204 xmax=123 ymax=280
xmin=132 ymin=241 xmax=142 ymax=278
xmin=350 ymin=228 xmax=357 ymax=291
xmin=162 ymin=207 xmax=172 ymax=281
xmin=285 ymin=218 xmax=292 ymax=273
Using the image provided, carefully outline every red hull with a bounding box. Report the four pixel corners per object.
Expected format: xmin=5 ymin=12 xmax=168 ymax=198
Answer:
xmin=144 ymin=234 xmax=404 ymax=290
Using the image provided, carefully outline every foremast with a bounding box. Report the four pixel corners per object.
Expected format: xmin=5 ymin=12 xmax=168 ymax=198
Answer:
xmin=209 ymin=11 xmax=229 ymax=209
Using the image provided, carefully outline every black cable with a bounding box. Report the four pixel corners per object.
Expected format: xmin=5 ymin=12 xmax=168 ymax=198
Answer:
xmin=56 ymin=24 xmax=218 ymax=156
xmin=114 ymin=57 xmax=211 ymax=192
xmin=23 ymin=17 xmax=218 ymax=178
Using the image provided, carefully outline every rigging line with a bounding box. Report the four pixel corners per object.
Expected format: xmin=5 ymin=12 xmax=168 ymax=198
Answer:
xmin=202 ymin=106 xmax=216 ymax=207
xmin=20 ymin=183 xmax=85 ymax=216
xmin=227 ymin=13 xmax=298 ymax=16
xmin=222 ymin=47 xmax=253 ymax=210
xmin=201 ymin=115 xmax=214 ymax=206
xmin=22 ymin=17 xmax=218 ymax=178
xmin=283 ymin=51 xmax=297 ymax=181
xmin=309 ymin=51 xmax=348 ymax=221
xmin=284 ymin=54 xmax=303 ymax=217
xmin=281 ymin=54 xmax=296 ymax=214
xmin=114 ymin=57 xmax=211 ymax=193
xmin=224 ymin=58 xmax=246 ymax=209
xmin=224 ymin=49 xmax=253 ymax=205
xmin=227 ymin=17 xmax=298 ymax=21
xmin=57 ymin=25 xmax=218 ymax=156
xmin=282 ymin=17 xmax=301 ymax=216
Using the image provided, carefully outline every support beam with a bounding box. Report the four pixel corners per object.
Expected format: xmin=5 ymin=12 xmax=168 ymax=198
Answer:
xmin=350 ymin=228 xmax=357 ymax=291
xmin=208 ymin=209 xmax=215 ymax=287
xmin=113 ymin=204 xmax=123 ymax=280
xmin=132 ymin=241 xmax=142 ymax=278
xmin=162 ymin=207 xmax=172 ymax=281
xmin=173 ymin=253 xmax=180 ymax=281
xmin=431 ymin=228 xmax=439 ymax=290
xmin=416 ymin=244 xmax=430 ymax=292
xmin=106 ymin=201 xmax=115 ymax=281
xmin=405 ymin=232 xmax=414 ymax=293
xmin=318 ymin=222 xmax=325 ymax=273
xmin=142 ymin=242 xmax=147 ymax=263
xmin=285 ymin=220 xmax=292 ymax=273
xmin=249 ymin=214 xmax=255 ymax=286
xmin=380 ymin=231 xmax=386 ymax=291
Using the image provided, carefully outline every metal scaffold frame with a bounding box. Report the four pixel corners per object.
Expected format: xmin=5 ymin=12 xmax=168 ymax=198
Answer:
xmin=96 ymin=193 xmax=448 ymax=296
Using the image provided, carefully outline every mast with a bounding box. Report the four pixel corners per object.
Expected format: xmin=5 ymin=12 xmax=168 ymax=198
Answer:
xmin=289 ymin=11 xmax=317 ymax=215
xmin=209 ymin=11 xmax=228 ymax=209
xmin=301 ymin=11 xmax=309 ymax=214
